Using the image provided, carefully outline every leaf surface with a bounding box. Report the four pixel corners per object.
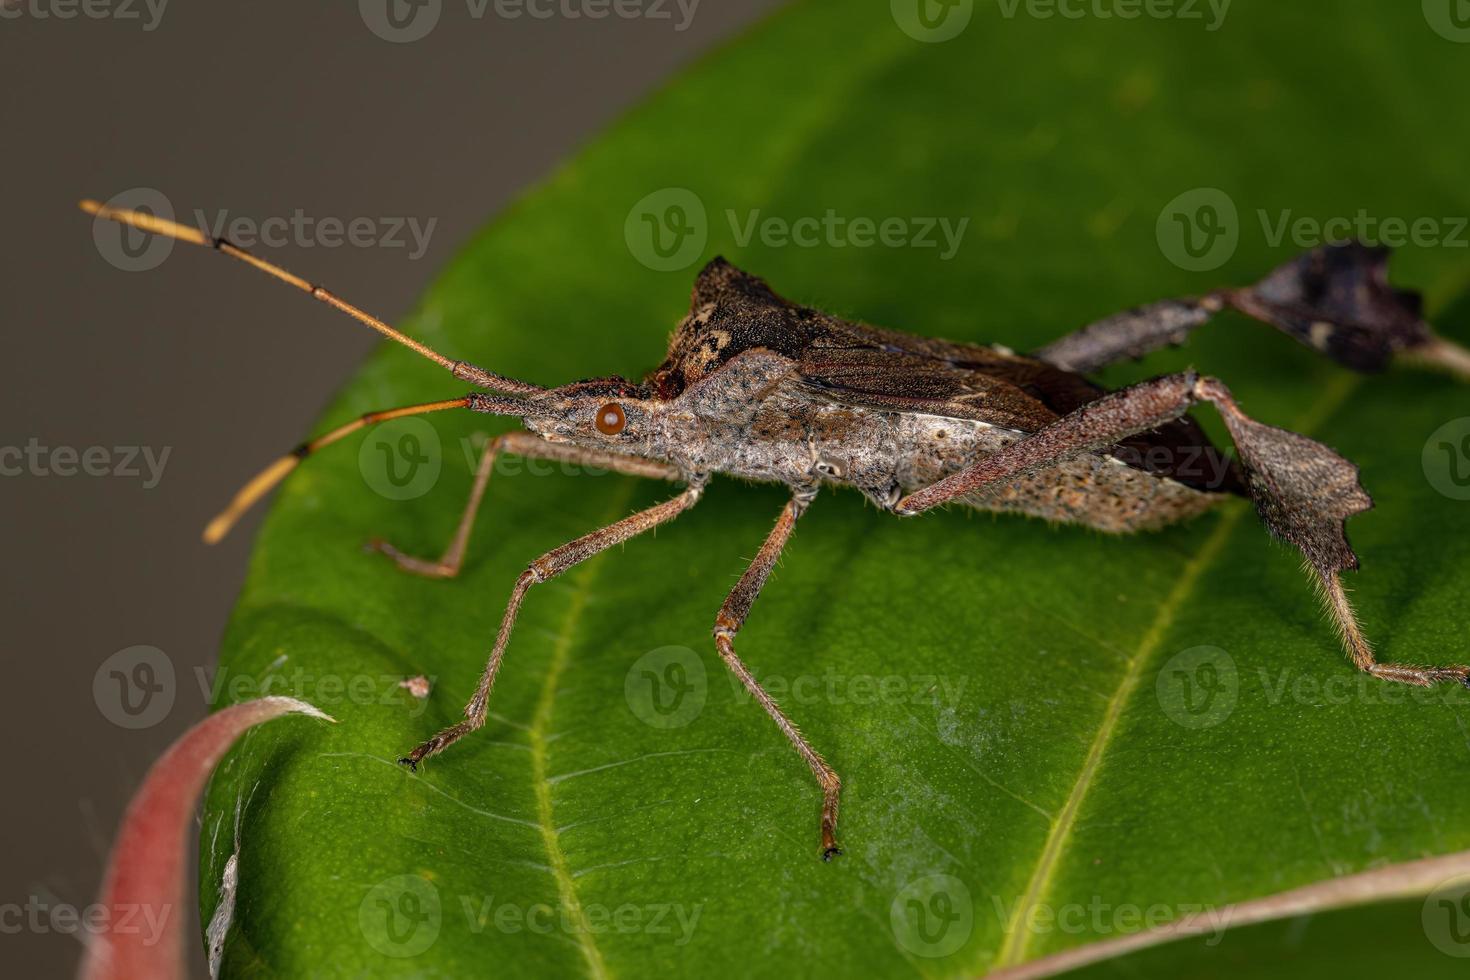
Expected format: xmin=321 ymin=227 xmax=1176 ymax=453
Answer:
xmin=202 ymin=3 xmax=1470 ymax=975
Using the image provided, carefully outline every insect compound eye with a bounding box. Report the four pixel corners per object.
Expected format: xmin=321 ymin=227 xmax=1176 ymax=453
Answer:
xmin=594 ymin=402 xmax=627 ymax=435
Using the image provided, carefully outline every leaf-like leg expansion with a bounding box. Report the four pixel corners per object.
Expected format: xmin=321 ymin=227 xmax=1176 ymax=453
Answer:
xmin=1035 ymin=242 xmax=1470 ymax=379
xmin=370 ymin=430 xmax=682 ymax=578
xmin=711 ymin=489 xmax=842 ymax=860
xmin=896 ymin=372 xmax=1470 ymax=689
xmin=400 ymin=479 xmax=706 ymax=767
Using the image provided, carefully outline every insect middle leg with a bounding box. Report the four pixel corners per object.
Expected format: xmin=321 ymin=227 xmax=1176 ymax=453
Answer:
xmin=370 ymin=431 xmax=681 ymax=578
xmin=400 ymin=478 xmax=706 ymax=767
xmin=711 ymin=489 xmax=843 ymax=860
xmin=896 ymin=372 xmax=1470 ymax=690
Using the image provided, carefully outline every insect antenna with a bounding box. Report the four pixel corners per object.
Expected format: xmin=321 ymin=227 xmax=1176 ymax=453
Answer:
xmin=78 ymin=199 xmax=543 ymax=396
xmin=81 ymin=197 xmax=546 ymax=542
xmin=202 ymin=398 xmax=472 ymax=545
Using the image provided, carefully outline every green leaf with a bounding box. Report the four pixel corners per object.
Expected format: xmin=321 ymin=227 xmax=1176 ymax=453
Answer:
xmin=200 ymin=2 xmax=1470 ymax=976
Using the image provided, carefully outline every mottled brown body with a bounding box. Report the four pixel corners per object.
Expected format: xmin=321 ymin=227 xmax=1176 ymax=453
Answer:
xmin=81 ymin=196 xmax=1470 ymax=860
xmin=642 ymin=347 xmax=1218 ymax=532
xmin=524 ymin=257 xmax=1236 ymax=534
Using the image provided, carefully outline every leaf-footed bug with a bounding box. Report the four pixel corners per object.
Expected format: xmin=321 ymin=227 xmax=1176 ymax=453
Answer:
xmin=82 ymin=198 xmax=1470 ymax=860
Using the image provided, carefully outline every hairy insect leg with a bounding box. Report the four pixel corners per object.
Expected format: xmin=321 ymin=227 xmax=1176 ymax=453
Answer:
xmin=711 ymin=490 xmax=843 ymax=860
xmin=370 ymin=431 xmax=682 ymax=578
xmin=400 ymin=480 xmax=706 ymax=768
xmin=203 ymin=397 xmax=472 ymax=543
xmin=896 ymin=371 xmax=1470 ymax=689
xmin=1035 ymin=242 xmax=1470 ymax=379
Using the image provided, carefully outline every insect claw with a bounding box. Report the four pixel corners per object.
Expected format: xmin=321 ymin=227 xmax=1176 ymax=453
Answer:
xmin=821 ymin=845 xmax=843 ymax=862
xmin=396 ymin=756 xmax=419 ymax=772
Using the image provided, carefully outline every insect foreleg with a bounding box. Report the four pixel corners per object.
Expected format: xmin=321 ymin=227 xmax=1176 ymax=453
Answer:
xmin=371 ymin=431 xmax=682 ymax=578
xmin=399 ymin=479 xmax=705 ymax=768
xmin=711 ymin=489 xmax=844 ymax=860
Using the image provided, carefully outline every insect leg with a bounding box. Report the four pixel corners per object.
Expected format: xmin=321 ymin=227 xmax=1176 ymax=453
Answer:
xmin=370 ymin=431 xmax=682 ymax=578
xmin=897 ymin=372 xmax=1470 ymax=690
xmin=1035 ymin=242 xmax=1470 ymax=379
xmin=400 ymin=479 xmax=706 ymax=767
xmin=710 ymin=490 xmax=843 ymax=860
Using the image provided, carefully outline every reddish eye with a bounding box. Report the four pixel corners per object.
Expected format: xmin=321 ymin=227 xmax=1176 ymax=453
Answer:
xmin=595 ymin=402 xmax=626 ymax=435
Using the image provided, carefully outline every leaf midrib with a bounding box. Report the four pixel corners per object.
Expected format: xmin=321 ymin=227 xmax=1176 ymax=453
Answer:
xmin=993 ymin=372 xmax=1361 ymax=969
xmin=526 ymin=479 xmax=639 ymax=980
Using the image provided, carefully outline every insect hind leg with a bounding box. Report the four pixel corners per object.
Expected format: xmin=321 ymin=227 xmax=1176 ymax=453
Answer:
xmin=896 ymin=371 xmax=1470 ymax=691
xmin=1036 ymin=242 xmax=1470 ymax=379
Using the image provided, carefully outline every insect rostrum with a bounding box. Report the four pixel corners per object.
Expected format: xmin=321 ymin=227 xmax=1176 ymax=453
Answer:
xmin=82 ymin=198 xmax=1470 ymax=860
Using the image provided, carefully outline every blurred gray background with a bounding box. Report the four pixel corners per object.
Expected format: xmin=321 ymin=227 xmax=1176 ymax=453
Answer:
xmin=0 ymin=1 xmax=782 ymax=974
